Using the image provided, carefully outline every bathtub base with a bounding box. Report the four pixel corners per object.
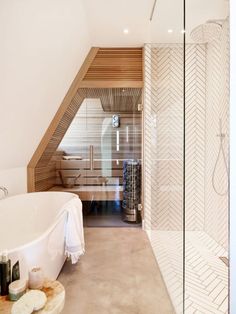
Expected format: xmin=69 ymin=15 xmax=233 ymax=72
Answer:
xmin=0 ymin=192 xmax=80 ymax=281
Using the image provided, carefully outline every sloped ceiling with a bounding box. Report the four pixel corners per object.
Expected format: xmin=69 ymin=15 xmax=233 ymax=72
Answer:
xmin=0 ymin=0 xmax=91 ymax=173
xmin=85 ymin=0 xmax=229 ymax=45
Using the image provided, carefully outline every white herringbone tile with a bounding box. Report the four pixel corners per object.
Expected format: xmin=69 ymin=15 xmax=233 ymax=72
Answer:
xmin=204 ymin=19 xmax=229 ymax=250
xmin=144 ymin=43 xmax=207 ymax=233
xmin=143 ymin=18 xmax=229 ymax=314
xmin=144 ymin=44 xmax=184 ymax=231
xmin=143 ymin=20 xmax=229 ymax=243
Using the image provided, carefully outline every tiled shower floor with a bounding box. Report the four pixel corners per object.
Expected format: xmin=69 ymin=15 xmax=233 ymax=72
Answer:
xmin=148 ymin=231 xmax=228 ymax=314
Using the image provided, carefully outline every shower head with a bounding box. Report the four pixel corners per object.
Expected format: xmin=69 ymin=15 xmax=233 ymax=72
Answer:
xmin=190 ymin=22 xmax=222 ymax=43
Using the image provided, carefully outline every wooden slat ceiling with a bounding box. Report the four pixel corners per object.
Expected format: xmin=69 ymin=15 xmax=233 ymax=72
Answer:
xmin=86 ymin=88 xmax=142 ymax=112
xmin=83 ymin=48 xmax=143 ymax=82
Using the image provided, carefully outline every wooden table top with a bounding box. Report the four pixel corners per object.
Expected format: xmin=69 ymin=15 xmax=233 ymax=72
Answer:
xmin=0 ymin=280 xmax=65 ymax=314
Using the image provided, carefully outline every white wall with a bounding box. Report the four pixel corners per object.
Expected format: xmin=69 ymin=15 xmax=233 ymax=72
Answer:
xmin=0 ymin=0 xmax=91 ymax=195
xmin=230 ymin=1 xmax=236 ymax=312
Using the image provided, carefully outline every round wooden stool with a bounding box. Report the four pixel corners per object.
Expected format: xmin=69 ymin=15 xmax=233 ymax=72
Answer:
xmin=0 ymin=280 xmax=65 ymax=314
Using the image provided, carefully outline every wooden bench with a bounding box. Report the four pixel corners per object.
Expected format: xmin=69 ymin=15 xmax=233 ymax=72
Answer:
xmin=52 ymin=159 xmax=124 ymax=201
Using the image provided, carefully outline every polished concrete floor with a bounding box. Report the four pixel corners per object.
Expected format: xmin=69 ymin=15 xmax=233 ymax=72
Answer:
xmin=58 ymin=228 xmax=174 ymax=314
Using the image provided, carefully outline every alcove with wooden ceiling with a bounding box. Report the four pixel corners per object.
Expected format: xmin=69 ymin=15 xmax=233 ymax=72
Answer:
xmin=27 ymin=47 xmax=143 ymax=193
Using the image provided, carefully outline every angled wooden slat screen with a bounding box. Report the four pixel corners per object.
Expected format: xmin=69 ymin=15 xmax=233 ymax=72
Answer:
xmin=36 ymin=89 xmax=86 ymax=167
xmin=27 ymin=47 xmax=143 ymax=192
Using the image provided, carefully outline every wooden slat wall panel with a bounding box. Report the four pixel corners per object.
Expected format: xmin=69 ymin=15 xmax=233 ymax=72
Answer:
xmin=31 ymin=91 xmax=86 ymax=192
xmin=57 ymin=160 xmax=124 ymax=170
xmin=83 ymin=48 xmax=143 ymax=81
xmin=80 ymin=81 xmax=143 ymax=88
xmin=34 ymin=162 xmax=57 ymax=191
xmin=36 ymin=89 xmax=86 ymax=167
xmin=55 ymin=177 xmax=123 ymax=186
xmin=57 ymin=169 xmax=123 ymax=177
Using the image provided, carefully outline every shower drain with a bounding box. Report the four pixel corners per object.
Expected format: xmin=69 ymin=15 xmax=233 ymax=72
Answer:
xmin=219 ymin=256 xmax=229 ymax=267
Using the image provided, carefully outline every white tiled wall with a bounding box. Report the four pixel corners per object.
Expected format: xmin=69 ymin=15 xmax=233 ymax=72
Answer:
xmin=204 ymin=20 xmax=229 ymax=250
xmin=144 ymin=18 xmax=229 ymax=314
xmin=185 ymin=44 xmax=207 ymax=231
xmin=144 ymin=43 xmax=207 ymax=232
xmin=144 ymin=20 xmax=229 ymax=246
xmin=144 ymin=44 xmax=184 ymax=232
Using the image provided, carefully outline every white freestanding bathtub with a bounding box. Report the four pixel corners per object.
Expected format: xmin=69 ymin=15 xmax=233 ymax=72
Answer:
xmin=0 ymin=191 xmax=80 ymax=281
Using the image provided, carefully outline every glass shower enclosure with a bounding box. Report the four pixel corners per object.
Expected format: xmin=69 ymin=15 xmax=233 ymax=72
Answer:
xmin=144 ymin=0 xmax=229 ymax=312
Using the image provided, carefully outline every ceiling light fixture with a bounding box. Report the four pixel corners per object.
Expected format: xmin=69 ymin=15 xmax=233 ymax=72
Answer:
xmin=181 ymin=29 xmax=186 ymax=34
xmin=123 ymin=28 xmax=129 ymax=34
xmin=168 ymin=29 xmax=173 ymax=33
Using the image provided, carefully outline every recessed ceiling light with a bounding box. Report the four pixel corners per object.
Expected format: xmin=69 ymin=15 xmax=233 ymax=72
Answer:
xmin=168 ymin=29 xmax=173 ymax=33
xmin=181 ymin=29 xmax=186 ymax=34
xmin=123 ymin=28 xmax=129 ymax=34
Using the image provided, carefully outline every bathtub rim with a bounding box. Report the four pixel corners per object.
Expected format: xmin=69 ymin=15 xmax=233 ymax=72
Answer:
xmin=0 ymin=191 xmax=79 ymax=254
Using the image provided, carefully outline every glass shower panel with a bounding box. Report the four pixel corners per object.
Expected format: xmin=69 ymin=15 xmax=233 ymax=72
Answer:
xmin=184 ymin=1 xmax=229 ymax=312
xmin=143 ymin=0 xmax=184 ymax=312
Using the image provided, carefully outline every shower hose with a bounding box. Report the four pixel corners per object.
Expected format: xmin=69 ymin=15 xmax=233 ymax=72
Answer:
xmin=212 ymin=119 xmax=229 ymax=196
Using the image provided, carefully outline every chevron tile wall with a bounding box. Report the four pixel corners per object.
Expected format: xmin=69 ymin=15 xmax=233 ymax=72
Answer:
xmin=144 ymin=43 xmax=206 ymax=231
xmin=144 ymin=19 xmax=229 ymax=313
xmin=144 ymin=44 xmax=184 ymax=231
xmin=204 ymin=20 xmax=229 ymax=250
xmin=144 ymin=24 xmax=229 ymax=240
xmin=185 ymin=44 xmax=206 ymax=231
